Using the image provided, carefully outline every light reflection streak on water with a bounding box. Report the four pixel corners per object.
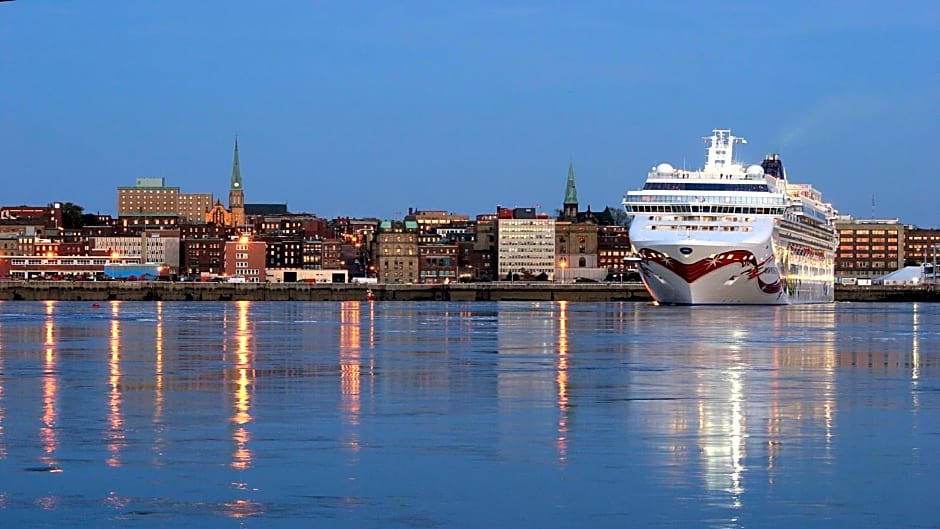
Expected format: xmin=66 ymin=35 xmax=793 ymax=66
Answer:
xmin=340 ymin=301 xmax=361 ymax=453
xmin=0 ymin=304 xmax=5 ymax=460
xmin=108 ymin=301 xmax=124 ymax=467
xmin=556 ymin=301 xmax=569 ymax=464
xmin=223 ymin=498 xmax=265 ymax=519
xmin=41 ymin=301 xmax=58 ymax=468
xmin=224 ymin=301 xmax=262 ymax=519
xmin=729 ymin=369 xmax=744 ymax=508
xmin=231 ymin=301 xmax=253 ymax=471
xmin=697 ymin=319 xmax=748 ymax=513
xmin=818 ymin=308 xmax=837 ymax=452
xmin=368 ymin=299 xmax=375 ymax=350
xmin=912 ymin=303 xmax=921 ymax=411
xmin=153 ymin=302 xmax=165 ymax=463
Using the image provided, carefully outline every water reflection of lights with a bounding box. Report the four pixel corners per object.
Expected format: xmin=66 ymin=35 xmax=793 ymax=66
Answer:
xmin=222 ymin=498 xmax=265 ymax=519
xmin=41 ymin=301 xmax=59 ymax=468
xmin=340 ymin=301 xmax=361 ymax=453
xmin=108 ymin=301 xmax=124 ymax=467
xmin=556 ymin=301 xmax=569 ymax=463
xmin=911 ymin=303 xmax=921 ymax=410
xmin=0 ymin=307 xmax=5 ymax=459
xmin=231 ymin=301 xmax=254 ymax=471
xmin=766 ymin=306 xmax=838 ymax=474
xmin=697 ymin=366 xmax=746 ymax=511
xmin=729 ymin=368 xmax=744 ymax=507
xmin=36 ymin=496 xmax=59 ymax=510
xmin=153 ymin=302 xmax=166 ymax=461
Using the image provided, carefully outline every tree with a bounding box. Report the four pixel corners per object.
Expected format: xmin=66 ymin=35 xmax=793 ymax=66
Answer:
xmin=61 ymin=202 xmax=85 ymax=229
xmin=80 ymin=213 xmax=100 ymax=227
xmin=604 ymin=206 xmax=631 ymax=227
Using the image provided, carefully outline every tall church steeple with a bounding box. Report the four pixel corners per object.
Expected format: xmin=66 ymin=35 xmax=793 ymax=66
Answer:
xmin=562 ymin=161 xmax=579 ymax=220
xmin=228 ymin=137 xmax=245 ymax=228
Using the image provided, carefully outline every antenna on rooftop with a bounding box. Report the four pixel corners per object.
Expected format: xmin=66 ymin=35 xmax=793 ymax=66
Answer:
xmin=871 ymin=194 xmax=876 ymax=219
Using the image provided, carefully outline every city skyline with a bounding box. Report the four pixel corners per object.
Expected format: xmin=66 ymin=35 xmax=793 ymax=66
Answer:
xmin=2 ymin=2 xmax=939 ymax=225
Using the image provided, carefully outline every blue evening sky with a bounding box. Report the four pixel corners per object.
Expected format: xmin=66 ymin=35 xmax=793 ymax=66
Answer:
xmin=2 ymin=1 xmax=938 ymax=225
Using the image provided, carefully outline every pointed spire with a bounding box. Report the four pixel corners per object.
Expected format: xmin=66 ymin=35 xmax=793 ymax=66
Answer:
xmin=230 ymin=136 xmax=242 ymax=191
xmin=564 ymin=161 xmax=578 ymax=205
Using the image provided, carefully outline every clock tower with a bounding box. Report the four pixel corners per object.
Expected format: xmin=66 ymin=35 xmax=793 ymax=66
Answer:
xmin=228 ymin=138 xmax=245 ymax=228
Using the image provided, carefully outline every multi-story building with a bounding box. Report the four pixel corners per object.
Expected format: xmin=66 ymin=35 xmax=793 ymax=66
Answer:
xmin=23 ymin=237 xmax=91 ymax=257
xmin=81 ymin=224 xmax=114 ymax=238
xmin=410 ymin=209 xmax=471 ymax=233
xmin=0 ymin=234 xmax=19 ymax=256
xmin=180 ymin=238 xmax=225 ymax=276
xmin=835 ymin=217 xmax=904 ymax=279
xmin=597 ymin=224 xmax=635 ymax=277
xmin=92 ymin=230 xmax=181 ymax=272
xmin=141 ymin=230 xmax=181 ymax=272
xmin=0 ymin=218 xmax=51 ymax=238
xmin=180 ymin=222 xmax=231 ymax=241
xmin=301 ymin=238 xmax=345 ymax=270
xmin=496 ymin=207 xmax=555 ymax=280
xmin=374 ymin=219 xmax=419 ymax=283
xmin=114 ymin=214 xmax=180 ymax=235
xmin=555 ymin=163 xmax=602 ymax=281
xmin=320 ymin=239 xmax=344 ymax=270
xmin=555 ymin=220 xmax=600 ymax=279
xmin=0 ymin=252 xmax=135 ymax=280
xmin=0 ymin=203 xmax=63 ymax=232
xmin=256 ymin=216 xmax=307 ymax=237
xmin=118 ymin=177 xmax=180 ymax=216
xmin=224 ymin=236 xmax=265 ymax=282
xmin=179 ymin=193 xmax=214 ymax=224
xmin=473 ymin=214 xmax=497 ymax=280
xmin=261 ymin=236 xmax=304 ymax=269
xmin=418 ymin=243 xmax=458 ymax=283
xmin=903 ymin=226 xmax=940 ymax=265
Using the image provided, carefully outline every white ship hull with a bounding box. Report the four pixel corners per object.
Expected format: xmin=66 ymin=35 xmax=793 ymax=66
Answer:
xmin=630 ymin=221 xmax=834 ymax=305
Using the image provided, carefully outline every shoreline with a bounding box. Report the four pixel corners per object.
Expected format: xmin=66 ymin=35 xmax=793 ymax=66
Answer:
xmin=1 ymin=281 xmax=939 ymax=302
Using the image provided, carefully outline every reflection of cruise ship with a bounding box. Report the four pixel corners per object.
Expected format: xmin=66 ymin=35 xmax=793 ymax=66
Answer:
xmin=622 ymin=129 xmax=838 ymax=304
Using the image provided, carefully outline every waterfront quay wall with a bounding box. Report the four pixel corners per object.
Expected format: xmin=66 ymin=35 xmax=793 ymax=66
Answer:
xmin=0 ymin=281 xmax=653 ymax=302
xmin=1 ymin=282 xmax=939 ymax=303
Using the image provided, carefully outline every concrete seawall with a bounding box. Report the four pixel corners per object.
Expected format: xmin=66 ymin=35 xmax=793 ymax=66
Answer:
xmin=0 ymin=281 xmax=653 ymax=302
xmin=1 ymin=281 xmax=938 ymax=302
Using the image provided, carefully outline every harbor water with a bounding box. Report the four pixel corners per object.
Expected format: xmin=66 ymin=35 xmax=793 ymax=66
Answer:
xmin=0 ymin=300 xmax=937 ymax=528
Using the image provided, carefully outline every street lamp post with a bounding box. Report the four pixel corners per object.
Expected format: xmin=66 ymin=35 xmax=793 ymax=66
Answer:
xmin=559 ymin=259 xmax=568 ymax=284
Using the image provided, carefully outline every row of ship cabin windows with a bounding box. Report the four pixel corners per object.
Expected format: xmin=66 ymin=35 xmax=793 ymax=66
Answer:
xmin=629 ymin=205 xmax=785 ymax=215
xmin=648 ymin=225 xmax=753 ymax=232
xmin=631 ymin=194 xmax=783 ymax=204
xmin=649 ymin=215 xmax=757 ymax=223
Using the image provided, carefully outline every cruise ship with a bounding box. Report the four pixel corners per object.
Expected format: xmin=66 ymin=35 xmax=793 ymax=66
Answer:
xmin=622 ymin=129 xmax=838 ymax=305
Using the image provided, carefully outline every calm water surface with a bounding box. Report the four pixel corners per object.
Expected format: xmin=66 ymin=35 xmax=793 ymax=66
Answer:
xmin=0 ymin=300 xmax=937 ymax=528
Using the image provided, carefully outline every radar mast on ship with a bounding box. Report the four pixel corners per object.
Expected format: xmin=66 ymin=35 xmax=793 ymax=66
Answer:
xmin=703 ymin=129 xmax=746 ymax=173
